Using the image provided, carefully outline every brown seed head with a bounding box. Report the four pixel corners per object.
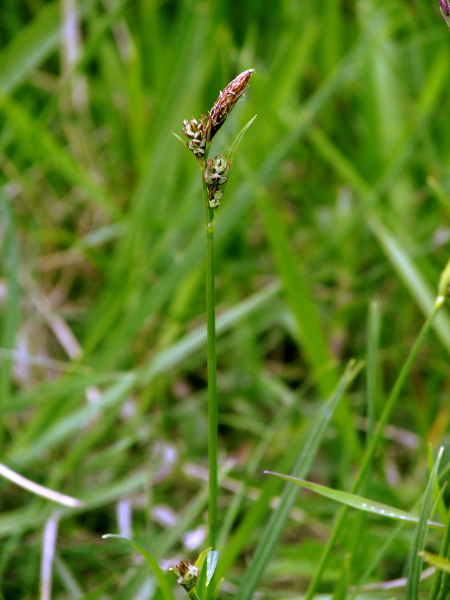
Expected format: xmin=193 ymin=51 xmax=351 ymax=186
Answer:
xmin=204 ymin=69 xmax=255 ymax=142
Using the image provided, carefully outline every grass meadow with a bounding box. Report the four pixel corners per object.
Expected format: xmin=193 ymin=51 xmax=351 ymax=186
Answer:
xmin=1 ymin=0 xmax=450 ymax=598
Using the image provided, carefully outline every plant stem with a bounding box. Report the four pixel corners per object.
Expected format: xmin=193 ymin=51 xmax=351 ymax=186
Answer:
xmin=188 ymin=589 xmax=201 ymax=600
xmin=304 ymin=297 xmax=445 ymax=600
xmin=203 ymin=168 xmax=218 ymax=550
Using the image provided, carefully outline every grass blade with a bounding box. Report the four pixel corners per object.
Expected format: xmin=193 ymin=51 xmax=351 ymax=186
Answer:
xmin=406 ymin=448 xmax=443 ymax=600
xmin=232 ymin=360 xmax=363 ymax=600
xmin=102 ymin=534 xmax=174 ymax=600
xmin=264 ymin=472 xmax=444 ymax=530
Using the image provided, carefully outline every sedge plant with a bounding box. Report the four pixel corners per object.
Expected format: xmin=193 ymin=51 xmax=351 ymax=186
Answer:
xmin=177 ymin=69 xmax=256 ymax=551
xmin=104 ymin=69 xmax=257 ymax=594
xmin=102 ymin=68 xmax=361 ymax=598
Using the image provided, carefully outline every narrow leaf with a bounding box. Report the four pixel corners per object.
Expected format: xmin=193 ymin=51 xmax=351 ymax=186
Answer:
xmin=172 ymin=131 xmax=187 ymax=147
xmin=102 ymin=534 xmax=174 ymax=600
xmin=264 ymin=472 xmax=444 ymax=530
xmin=406 ymin=447 xmax=444 ymax=600
xmin=194 ymin=547 xmax=212 ymax=571
xmin=420 ymin=551 xmax=450 ymax=574
xmin=227 ymin=115 xmax=257 ymax=164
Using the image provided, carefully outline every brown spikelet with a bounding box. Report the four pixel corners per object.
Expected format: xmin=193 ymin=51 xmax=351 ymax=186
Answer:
xmin=204 ymin=69 xmax=255 ymax=142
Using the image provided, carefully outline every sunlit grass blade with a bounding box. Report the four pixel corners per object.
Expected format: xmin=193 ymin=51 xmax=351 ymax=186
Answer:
xmin=264 ymin=472 xmax=444 ymax=530
xmin=0 ymin=463 xmax=83 ymax=508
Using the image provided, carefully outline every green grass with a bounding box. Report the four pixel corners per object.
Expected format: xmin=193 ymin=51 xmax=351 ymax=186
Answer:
xmin=1 ymin=0 xmax=450 ymax=599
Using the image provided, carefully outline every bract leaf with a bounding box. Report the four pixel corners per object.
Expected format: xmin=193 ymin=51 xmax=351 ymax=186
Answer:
xmin=227 ymin=115 xmax=257 ymax=164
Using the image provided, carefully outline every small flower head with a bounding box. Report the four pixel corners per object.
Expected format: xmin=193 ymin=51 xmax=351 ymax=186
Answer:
xmin=204 ymin=69 xmax=255 ymax=143
xmin=182 ymin=118 xmax=206 ymax=159
xmin=169 ymin=560 xmax=199 ymax=591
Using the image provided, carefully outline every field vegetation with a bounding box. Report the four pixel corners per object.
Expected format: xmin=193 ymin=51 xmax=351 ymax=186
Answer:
xmin=1 ymin=0 xmax=450 ymax=599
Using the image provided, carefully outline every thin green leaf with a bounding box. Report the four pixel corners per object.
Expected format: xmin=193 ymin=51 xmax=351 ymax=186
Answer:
xmin=369 ymin=216 xmax=450 ymax=354
xmin=427 ymin=504 xmax=450 ymax=600
xmin=421 ymin=551 xmax=450 ymax=574
xmin=193 ymin=547 xmax=210 ymax=600
xmin=194 ymin=547 xmax=212 ymax=571
xmin=406 ymin=447 xmax=444 ymax=600
xmin=227 ymin=115 xmax=257 ymax=164
xmin=264 ymin=472 xmax=444 ymax=530
xmin=102 ymin=534 xmax=174 ymax=600
xmin=172 ymin=132 xmax=188 ymax=147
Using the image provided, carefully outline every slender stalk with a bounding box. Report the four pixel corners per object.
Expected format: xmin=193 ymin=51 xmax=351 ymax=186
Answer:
xmin=304 ymin=297 xmax=446 ymax=600
xmin=188 ymin=589 xmax=201 ymax=600
xmin=203 ymin=168 xmax=218 ymax=550
xmin=180 ymin=69 xmax=255 ymax=552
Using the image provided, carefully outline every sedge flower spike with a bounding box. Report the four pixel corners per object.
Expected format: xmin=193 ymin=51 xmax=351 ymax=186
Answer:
xmin=182 ymin=118 xmax=206 ymax=159
xmin=181 ymin=69 xmax=255 ymax=162
xmin=204 ymin=156 xmax=231 ymax=208
xmin=204 ymin=69 xmax=255 ymax=142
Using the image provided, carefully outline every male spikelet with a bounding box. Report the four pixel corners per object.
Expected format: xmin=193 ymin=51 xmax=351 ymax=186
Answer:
xmin=181 ymin=69 xmax=254 ymax=160
xmin=204 ymin=69 xmax=255 ymax=142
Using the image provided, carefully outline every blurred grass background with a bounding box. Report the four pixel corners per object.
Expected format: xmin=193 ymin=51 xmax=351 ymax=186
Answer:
xmin=1 ymin=0 xmax=450 ymax=598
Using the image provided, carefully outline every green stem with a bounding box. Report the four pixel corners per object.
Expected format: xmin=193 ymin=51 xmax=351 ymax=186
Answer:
xmin=304 ymin=298 xmax=445 ymax=600
xmin=187 ymin=588 xmax=201 ymax=600
xmin=203 ymin=165 xmax=218 ymax=550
